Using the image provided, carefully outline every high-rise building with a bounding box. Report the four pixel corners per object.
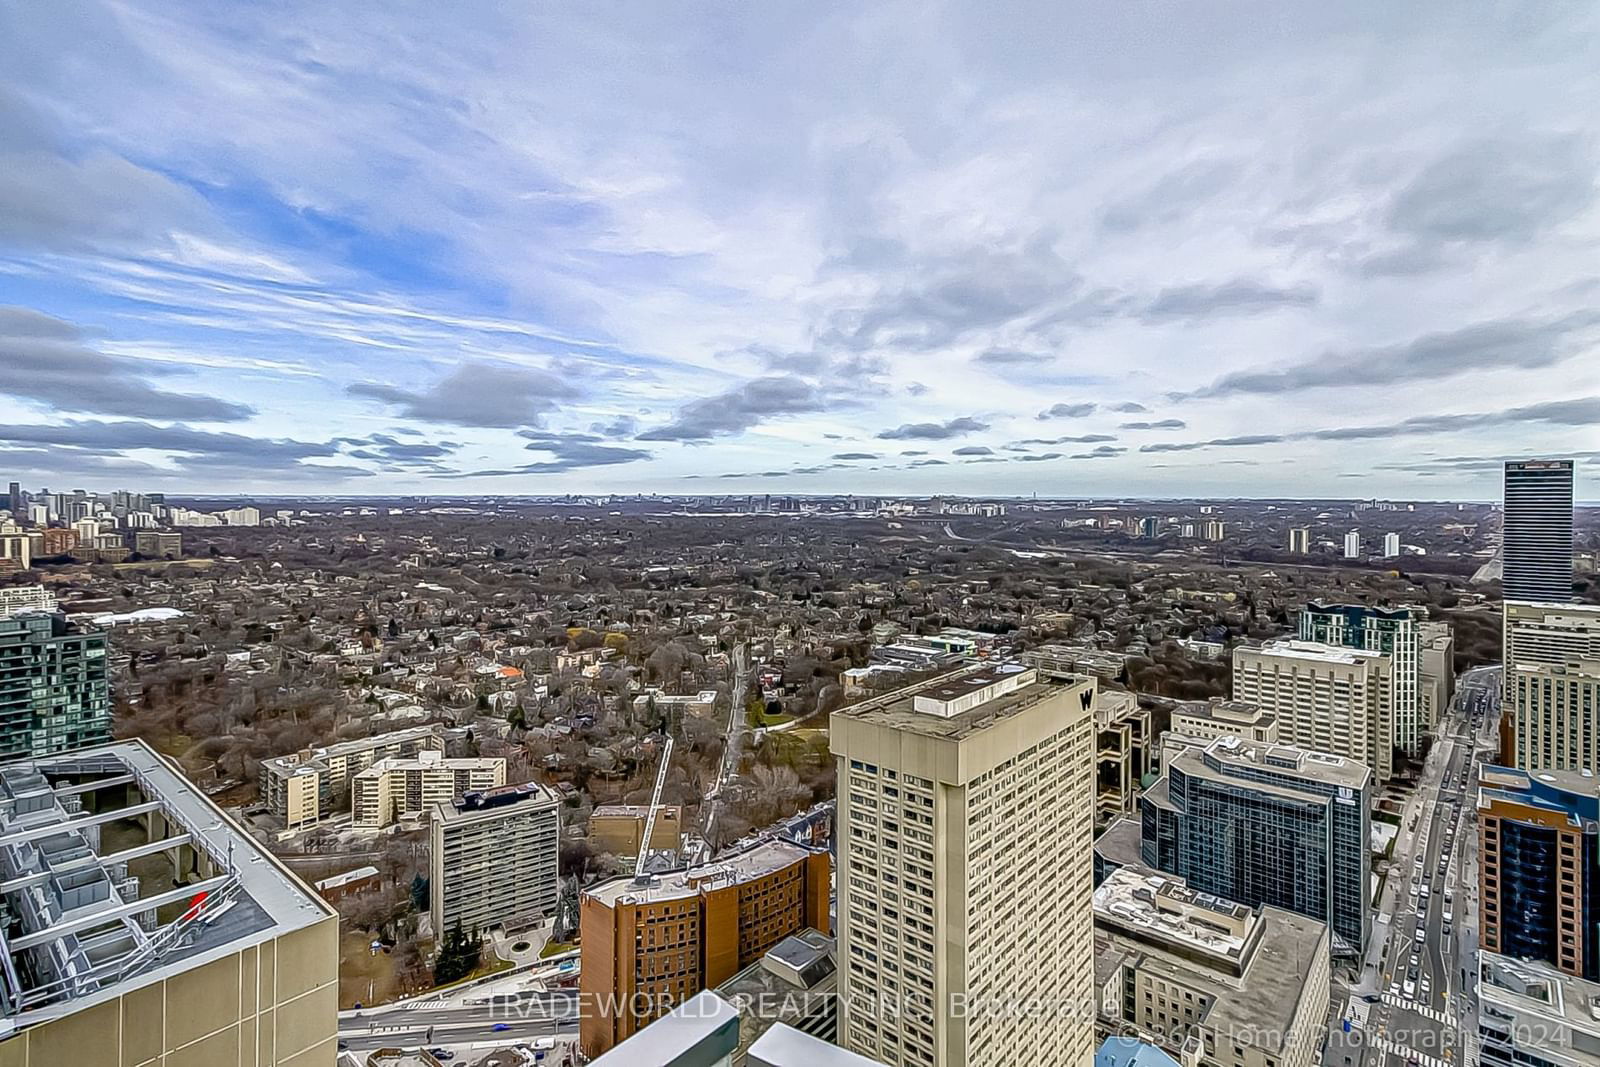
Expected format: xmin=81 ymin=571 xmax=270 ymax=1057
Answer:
xmin=1383 ymin=532 xmax=1400 ymax=558
xmin=0 ymin=611 xmax=110 ymax=762
xmin=1299 ymin=601 xmax=1421 ymax=757
xmin=1502 ymin=602 xmax=1600 ymax=770
xmin=1139 ymin=736 xmax=1372 ymax=952
xmin=1417 ymin=620 xmax=1456 ymax=733
xmin=1287 ymin=527 xmax=1311 ymax=554
xmin=0 ymin=522 xmax=30 ymax=572
xmin=831 ymin=662 xmax=1097 ymax=1067
xmin=431 ymin=781 xmax=560 ymax=940
xmin=1092 ymin=690 xmax=1152 ymax=830
xmin=6 ymin=481 xmax=21 ymax=517
xmin=1503 ymin=459 xmax=1575 ymax=603
xmin=1232 ymin=639 xmax=1395 ymax=781
xmin=1092 ymin=864 xmax=1332 ymax=1067
xmin=1477 ymin=765 xmax=1599 ymax=979
xmin=578 ymin=838 xmax=831 ymax=1058
xmin=1201 ymin=519 xmax=1225 ymax=542
xmin=1477 ymin=951 xmax=1600 ymax=1067
xmin=0 ymin=740 xmax=339 ymax=1064
xmin=1343 ymin=530 xmax=1360 ymax=559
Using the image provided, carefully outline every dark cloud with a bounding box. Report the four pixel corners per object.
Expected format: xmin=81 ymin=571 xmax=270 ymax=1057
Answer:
xmin=636 ymin=375 xmax=827 ymax=441
xmin=0 ymin=87 xmax=217 ymax=252
xmin=899 ymin=450 xmax=929 ymax=456
xmin=952 ymin=445 xmax=994 ymax=456
xmin=1019 ymin=452 xmax=1064 ymax=462
xmin=1141 ymin=397 xmax=1600 ymax=455
xmin=1119 ymin=419 xmax=1186 ymax=430
xmin=0 ymin=419 xmax=336 ymax=461
xmin=908 ymin=458 xmax=948 ymax=467
xmin=348 ymin=362 xmax=578 ymax=428
xmin=1108 ymin=402 xmax=1149 ymax=413
xmin=831 ymin=452 xmax=879 ymax=461
xmin=819 ymin=232 xmax=1078 ymax=352
xmin=1178 ymin=312 xmax=1600 ymax=399
xmin=338 ymin=432 xmax=459 ymax=464
xmin=1018 ymin=434 xmax=1117 ymax=445
xmin=512 ymin=431 xmax=651 ymax=473
xmin=876 ymin=416 xmax=989 ymax=441
xmin=1036 ymin=402 xmax=1097 ymax=420
xmin=0 ymin=306 xmax=253 ymax=420
xmin=0 ymin=418 xmax=374 ymax=481
xmin=975 ymin=348 xmax=1052 ymax=367
xmin=1388 ymin=135 xmax=1596 ymax=245
xmin=1139 ymin=279 xmax=1318 ymax=323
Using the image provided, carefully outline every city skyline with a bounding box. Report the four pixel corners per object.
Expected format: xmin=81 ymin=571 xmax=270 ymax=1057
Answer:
xmin=3 ymin=4 xmax=1599 ymax=497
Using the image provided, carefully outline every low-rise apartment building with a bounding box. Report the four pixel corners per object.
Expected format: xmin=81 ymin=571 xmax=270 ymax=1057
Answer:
xmin=260 ymin=725 xmax=444 ymax=829
xmin=352 ymin=750 xmax=505 ymax=830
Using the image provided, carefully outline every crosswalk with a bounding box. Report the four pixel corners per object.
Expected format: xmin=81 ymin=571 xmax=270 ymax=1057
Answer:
xmin=1368 ymin=1035 xmax=1452 ymax=1067
xmin=1381 ymin=991 xmax=1457 ymax=1026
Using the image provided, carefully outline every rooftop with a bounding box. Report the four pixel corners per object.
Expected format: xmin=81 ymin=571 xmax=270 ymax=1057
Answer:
xmin=1479 ymin=950 xmax=1600 ymax=1032
xmin=1172 ymin=698 xmax=1273 ymax=727
xmin=1247 ymin=638 xmax=1391 ymax=668
xmin=0 ymin=740 xmax=333 ymax=1031
xmin=587 ymin=988 xmax=740 ymax=1067
xmin=748 ymin=1023 xmax=886 ymax=1067
xmin=436 ymin=780 xmax=559 ymax=821
xmin=1095 ymin=864 xmax=1329 ymax=1052
xmin=585 ymin=837 xmax=819 ymax=908
xmin=833 ymin=661 xmax=1090 ymax=741
xmin=1178 ymin=734 xmax=1371 ymax=791
xmin=1094 ymin=866 xmax=1256 ymax=968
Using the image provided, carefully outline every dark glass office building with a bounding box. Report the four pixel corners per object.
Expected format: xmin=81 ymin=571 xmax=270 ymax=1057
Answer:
xmin=1140 ymin=736 xmax=1372 ymax=952
xmin=1503 ymin=460 xmax=1575 ymax=603
xmin=1478 ymin=765 xmax=1600 ymax=980
xmin=0 ymin=612 xmax=111 ymax=761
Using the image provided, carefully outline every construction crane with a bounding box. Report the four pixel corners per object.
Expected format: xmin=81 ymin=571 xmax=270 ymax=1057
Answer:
xmin=634 ymin=735 xmax=675 ymax=882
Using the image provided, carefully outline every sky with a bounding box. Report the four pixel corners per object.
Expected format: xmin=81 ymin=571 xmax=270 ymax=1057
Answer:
xmin=1 ymin=2 xmax=1598 ymax=499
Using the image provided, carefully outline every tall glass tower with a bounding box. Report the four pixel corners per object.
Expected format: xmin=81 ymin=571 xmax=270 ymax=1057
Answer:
xmin=1503 ymin=459 xmax=1574 ymax=603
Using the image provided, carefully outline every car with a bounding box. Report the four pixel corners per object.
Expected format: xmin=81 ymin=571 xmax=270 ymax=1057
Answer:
xmin=492 ymin=1023 xmax=511 ymax=1033
xmin=1403 ymin=978 xmax=1416 ymax=996
xmin=1362 ymin=994 xmax=1382 ymax=1004
xmin=429 ymin=1052 xmax=456 ymax=1062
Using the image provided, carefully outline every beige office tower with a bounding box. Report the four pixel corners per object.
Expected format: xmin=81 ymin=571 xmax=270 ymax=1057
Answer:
xmin=831 ymin=663 xmax=1096 ymax=1067
xmin=0 ymin=740 xmax=338 ymax=1065
xmin=1503 ymin=601 xmax=1600 ymax=770
xmin=1231 ymin=640 xmax=1394 ymax=782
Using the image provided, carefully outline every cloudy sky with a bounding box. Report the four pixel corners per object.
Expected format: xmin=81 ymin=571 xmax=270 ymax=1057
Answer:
xmin=2 ymin=2 xmax=1598 ymax=498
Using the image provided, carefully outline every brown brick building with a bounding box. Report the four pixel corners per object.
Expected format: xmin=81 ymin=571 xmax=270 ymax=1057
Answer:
xmin=588 ymin=803 xmax=683 ymax=857
xmin=578 ymin=838 xmax=830 ymax=1058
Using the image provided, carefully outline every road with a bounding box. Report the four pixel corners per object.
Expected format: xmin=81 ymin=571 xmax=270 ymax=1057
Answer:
xmin=337 ymin=991 xmax=578 ymax=1054
xmin=692 ymin=641 xmax=750 ymax=864
xmin=1329 ymin=665 xmax=1499 ymax=1067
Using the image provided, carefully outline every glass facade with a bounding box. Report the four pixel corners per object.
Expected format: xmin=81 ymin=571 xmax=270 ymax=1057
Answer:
xmin=1140 ymin=744 xmax=1370 ymax=951
xmin=1300 ymin=601 xmax=1419 ymax=756
xmin=0 ymin=613 xmax=111 ymax=762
